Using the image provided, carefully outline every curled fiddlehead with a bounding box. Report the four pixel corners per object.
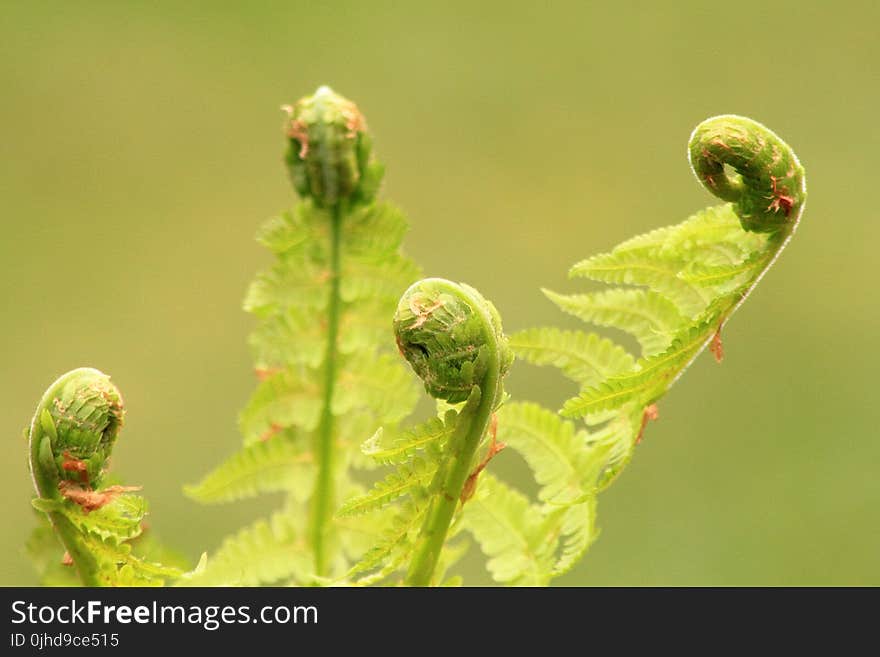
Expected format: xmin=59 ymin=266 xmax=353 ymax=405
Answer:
xmin=689 ymin=115 xmax=806 ymax=233
xmin=340 ymin=278 xmax=513 ymax=586
xmin=396 ymin=279 xmax=513 ymax=585
xmin=394 ymin=278 xmax=513 ymax=404
xmin=29 ymin=368 xmax=124 ymax=500
xmin=283 ymin=85 xmax=383 ymax=208
xmin=27 ymin=368 xmax=181 ymax=586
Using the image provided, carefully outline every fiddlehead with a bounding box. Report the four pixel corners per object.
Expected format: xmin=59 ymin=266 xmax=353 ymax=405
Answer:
xmin=688 ymin=115 xmax=806 ymax=233
xmin=283 ymin=85 xmax=383 ymax=208
xmin=394 ymin=278 xmax=513 ymax=404
xmin=27 ymin=368 xmax=181 ymax=586
xmin=396 ymin=279 xmax=513 ymax=586
xmin=340 ymin=279 xmax=513 ymax=586
xmin=29 ymin=368 xmax=124 ymax=502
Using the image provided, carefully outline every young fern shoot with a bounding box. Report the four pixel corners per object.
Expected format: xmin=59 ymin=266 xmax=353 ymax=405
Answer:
xmin=502 ymin=114 xmax=807 ymax=577
xmin=346 ymin=115 xmax=806 ymax=586
xmin=185 ymin=87 xmax=422 ymax=584
xmin=526 ymin=115 xmax=806 ymax=447
xmin=23 ymin=102 xmax=806 ymax=588
xmin=27 ymin=368 xmax=183 ymax=586
xmin=339 ymin=279 xmax=513 ymax=586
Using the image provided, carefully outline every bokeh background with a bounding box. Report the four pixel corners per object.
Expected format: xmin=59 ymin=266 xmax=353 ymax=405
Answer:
xmin=2 ymin=1 xmax=878 ymax=586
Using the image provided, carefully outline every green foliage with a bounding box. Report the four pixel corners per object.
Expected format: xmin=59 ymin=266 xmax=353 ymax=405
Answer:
xmin=23 ymin=99 xmax=804 ymax=589
xmin=182 ymin=509 xmax=312 ymax=586
xmin=183 ymin=438 xmax=314 ymax=504
xmin=186 ymin=86 xmax=421 ymax=583
xmin=497 ymin=115 xmax=807 ymax=581
xmin=342 ymin=279 xmax=512 ymax=585
xmin=343 ymin=115 xmax=805 ymax=586
xmin=461 ymin=475 xmax=556 ymax=585
xmin=509 ymin=328 xmax=634 ymax=386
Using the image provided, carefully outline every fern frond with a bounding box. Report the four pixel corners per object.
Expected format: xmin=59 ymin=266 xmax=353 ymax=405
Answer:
xmin=254 ymin=206 xmax=320 ymax=255
xmin=678 ymin=250 xmax=771 ymax=289
xmin=543 ymin=288 xmax=684 ymax=357
xmin=243 ymin=250 xmax=329 ymax=319
xmin=342 ymin=201 xmax=410 ymax=256
xmin=499 ymin=115 xmax=806 ymax=586
xmin=509 ymin=328 xmax=634 ymax=387
xmin=61 ymin=495 xmax=147 ymax=542
xmin=184 ymin=511 xmax=312 ymax=586
xmin=571 ymin=249 xmax=709 ymax=318
xmin=238 ymin=370 xmax=322 ymax=445
xmin=346 ymin=500 xmax=427 ymax=584
xmin=333 ymin=353 xmax=419 ymax=424
xmin=190 ymin=87 xmax=423 ymax=582
xmin=337 ymin=459 xmax=435 ymax=517
xmin=549 ymin=500 xmax=597 ymax=577
xmin=25 ymin=368 xmax=185 ymax=586
xmin=360 ymin=411 xmax=457 ymax=464
xmin=461 ymin=475 xmax=555 ymax=586
xmin=340 ymin=254 xmax=422 ymax=304
xmin=496 ymin=402 xmax=595 ymax=505
xmin=184 ymin=438 xmax=313 ymax=504
xmin=561 ymin=323 xmax=711 ymax=417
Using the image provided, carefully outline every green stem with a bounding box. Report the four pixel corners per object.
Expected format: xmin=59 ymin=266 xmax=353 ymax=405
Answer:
xmin=309 ymin=203 xmax=343 ymax=576
xmin=30 ymin=446 xmax=101 ymax=586
xmin=404 ymin=290 xmax=502 ymax=587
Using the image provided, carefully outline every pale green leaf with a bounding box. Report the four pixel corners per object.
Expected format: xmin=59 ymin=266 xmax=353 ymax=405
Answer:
xmin=184 ymin=437 xmax=314 ymax=504
xmin=510 ymin=327 xmax=635 ymax=387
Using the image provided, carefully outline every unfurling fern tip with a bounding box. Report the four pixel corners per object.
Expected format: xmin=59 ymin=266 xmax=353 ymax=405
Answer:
xmin=283 ymin=85 xmax=383 ymax=207
xmin=688 ymin=114 xmax=806 ymax=233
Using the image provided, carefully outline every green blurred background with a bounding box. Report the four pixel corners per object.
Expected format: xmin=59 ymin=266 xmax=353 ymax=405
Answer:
xmin=2 ymin=1 xmax=878 ymax=586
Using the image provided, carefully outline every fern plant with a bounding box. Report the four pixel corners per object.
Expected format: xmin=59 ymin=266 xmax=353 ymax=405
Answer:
xmin=182 ymin=86 xmax=422 ymax=584
xmin=26 ymin=369 xmax=186 ymax=586
xmin=340 ymin=115 xmax=806 ymax=585
xmin=23 ymin=87 xmax=806 ymax=586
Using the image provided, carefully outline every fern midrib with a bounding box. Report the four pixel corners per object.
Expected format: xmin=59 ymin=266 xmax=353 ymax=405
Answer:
xmin=309 ymin=203 xmax=343 ymax=577
xmin=367 ymin=425 xmax=450 ymax=461
xmin=340 ymin=469 xmax=433 ymax=516
xmin=564 ymin=327 xmax=709 ymax=415
xmin=684 ymin=251 xmax=769 ymax=286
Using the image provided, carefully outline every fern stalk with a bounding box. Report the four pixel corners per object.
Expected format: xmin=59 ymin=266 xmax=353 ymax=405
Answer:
xmin=403 ymin=385 xmax=495 ymax=586
xmin=310 ymin=203 xmax=343 ymax=576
